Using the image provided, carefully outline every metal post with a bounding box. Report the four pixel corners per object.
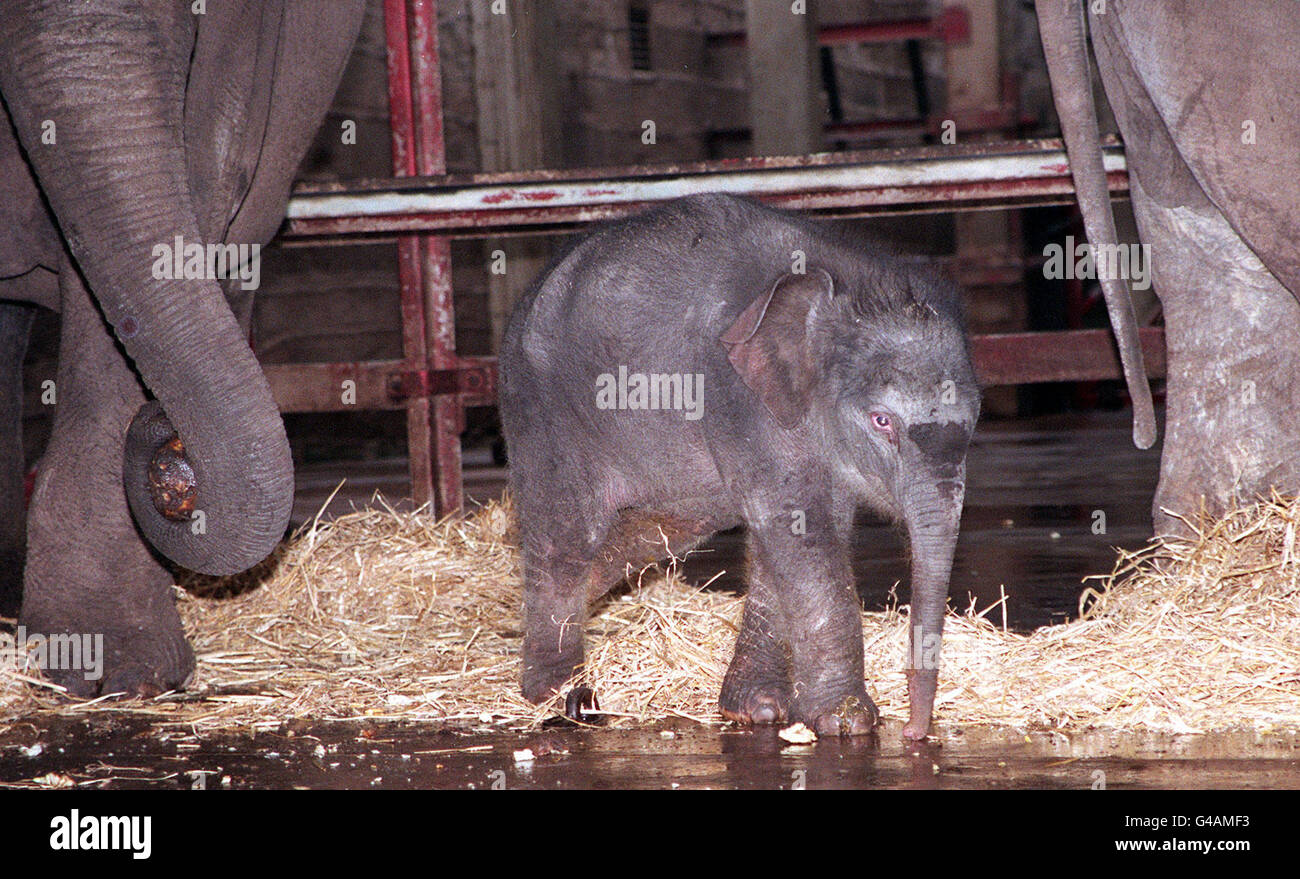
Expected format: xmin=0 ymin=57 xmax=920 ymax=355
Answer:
xmin=383 ymin=0 xmax=462 ymax=515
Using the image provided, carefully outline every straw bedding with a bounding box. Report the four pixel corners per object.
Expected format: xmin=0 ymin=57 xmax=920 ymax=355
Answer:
xmin=2 ymin=491 xmax=1298 ymax=735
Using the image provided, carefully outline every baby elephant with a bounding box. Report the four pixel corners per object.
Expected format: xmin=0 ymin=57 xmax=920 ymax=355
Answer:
xmin=500 ymin=193 xmax=980 ymax=739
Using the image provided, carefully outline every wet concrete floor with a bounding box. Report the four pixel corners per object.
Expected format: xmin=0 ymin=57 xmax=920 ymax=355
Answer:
xmin=3 ymin=715 xmax=1298 ymax=789
xmin=5 ymin=411 xmax=1299 ymax=789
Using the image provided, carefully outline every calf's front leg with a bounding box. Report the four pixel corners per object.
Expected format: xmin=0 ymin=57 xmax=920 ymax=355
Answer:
xmin=737 ymin=502 xmax=877 ymax=736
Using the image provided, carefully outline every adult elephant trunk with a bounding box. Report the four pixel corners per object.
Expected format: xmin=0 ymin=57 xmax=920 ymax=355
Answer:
xmin=1035 ymin=0 xmax=1157 ymax=450
xmin=901 ymin=477 xmax=964 ymax=740
xmin=0 ymin=2 xmax=293 ymax=575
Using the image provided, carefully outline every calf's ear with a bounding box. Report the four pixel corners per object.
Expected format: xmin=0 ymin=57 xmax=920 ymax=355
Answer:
xmin=720 ymin=267 xmax=834 ymax=429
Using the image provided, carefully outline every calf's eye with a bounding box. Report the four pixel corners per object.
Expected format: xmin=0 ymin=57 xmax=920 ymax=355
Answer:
xmin=870 ymin=412 xmax=893 ymax=432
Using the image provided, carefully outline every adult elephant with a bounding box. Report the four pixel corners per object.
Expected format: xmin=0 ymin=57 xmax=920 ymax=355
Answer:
xmin=1036 ymin=0 xmax=1300 ymax=535
xmin=0 ymin=0 xmax=364 ymax=695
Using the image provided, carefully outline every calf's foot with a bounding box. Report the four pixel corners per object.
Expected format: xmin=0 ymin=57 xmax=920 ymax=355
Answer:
xmin=792 ymin=689 xmax=879 ymax=737
xmin=719 ymin=671 xmax=791 ymax=726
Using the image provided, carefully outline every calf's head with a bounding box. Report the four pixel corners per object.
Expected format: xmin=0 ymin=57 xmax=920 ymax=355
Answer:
xmin=721 ymin=263 xmax=980 ymax=739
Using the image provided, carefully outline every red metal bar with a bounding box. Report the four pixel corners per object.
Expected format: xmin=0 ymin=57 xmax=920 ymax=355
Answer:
xmin=972 ymin=328 xmax=1166 ymax=387
xmin=384 ymin=0 xmax=463 ymax=515
xmin=384 ymin=0 xmax=432 ymax=507
xmin=384 ymin=0 xmax=415 ymax=177
xmin=409 ymin=0 xmax=463 ymax=515
xmin=261 ymin=358 xmax=497 ymax=413
xmin=258 ymin=329 xmax=1166 ymax=416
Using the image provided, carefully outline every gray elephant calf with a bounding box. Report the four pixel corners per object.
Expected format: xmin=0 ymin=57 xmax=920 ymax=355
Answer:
xmin=500 ymin=193 xmax=980 ymax=738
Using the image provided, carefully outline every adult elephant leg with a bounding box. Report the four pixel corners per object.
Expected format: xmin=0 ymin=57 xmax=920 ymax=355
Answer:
xmin=0 ymin=301 xmax=35 ymax=618
xmin=21 ymin=256 xmax=193 ymax=697
xmin=0 ymin=3 xmax=294 ymax=579
xmin=1128 ymin=177 xmax=1300 ymax=534
xmin=185 ymin=0 xmax=365 ymax=252
xmin=1085 ymin=5 xmax=1300 ymax=533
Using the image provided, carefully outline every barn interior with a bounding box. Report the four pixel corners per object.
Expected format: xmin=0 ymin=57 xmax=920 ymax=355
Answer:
xmin=3 ymin=0 xmax=1297 ymax=791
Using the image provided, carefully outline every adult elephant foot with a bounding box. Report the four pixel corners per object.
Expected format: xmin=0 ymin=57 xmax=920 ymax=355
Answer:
xmin=19 ymin=258 xmax=198 ymax=700
xmin=20 ymin=582 xmax=195 ymax=699
xmin=21 ymin=444 xmax=198 ymax=698
xmin=1130 ymin=179 xmax=1300 ymax=535
xmin=21 ymin=457 xmax=198 ymax=699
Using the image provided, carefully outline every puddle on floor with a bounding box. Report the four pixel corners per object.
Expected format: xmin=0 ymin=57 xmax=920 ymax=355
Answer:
xmin=2 ymin=715 xmax=1297 ymax=790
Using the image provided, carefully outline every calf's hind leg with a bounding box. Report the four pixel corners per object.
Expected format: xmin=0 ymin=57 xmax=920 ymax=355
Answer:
xmin=520 ymin=528 xmax=596 ymax=704
xmin=520 ymin=509 xmax=722 ymax=704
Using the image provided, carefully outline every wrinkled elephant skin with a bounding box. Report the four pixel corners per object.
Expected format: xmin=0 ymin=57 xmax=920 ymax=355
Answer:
xmin=501 ymin=194 xmax=981 ymax=739
xmin=0 ymin=0 xmax=364 ymax=696
xmin=1036 ymin=0 xmax=1300 ymax=533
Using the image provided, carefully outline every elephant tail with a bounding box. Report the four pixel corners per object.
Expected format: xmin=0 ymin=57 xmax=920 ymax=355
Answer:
xmin=1036 ymin=0 xmax=1157 ymax=449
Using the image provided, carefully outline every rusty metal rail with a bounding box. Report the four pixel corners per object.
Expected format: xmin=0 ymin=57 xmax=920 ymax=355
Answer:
xmin=264 ymin=1 xmax=1160 ymax=516
xmin=261 ymin=330 xmax=1164 ymax=416
xmin=283 ymin=139 xmax=1128 ymax=240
